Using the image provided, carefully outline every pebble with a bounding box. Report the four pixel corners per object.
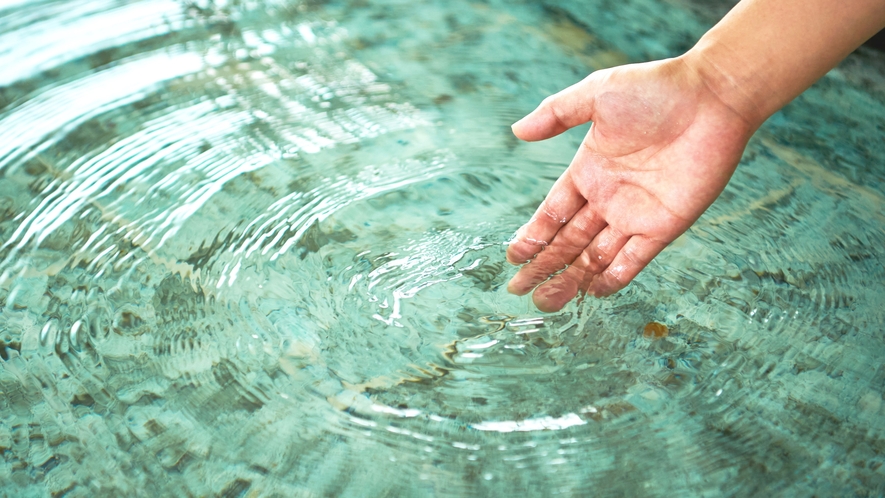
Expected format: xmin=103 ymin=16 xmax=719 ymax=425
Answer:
xmin=643 ymin=322 xmax=669 ymax=340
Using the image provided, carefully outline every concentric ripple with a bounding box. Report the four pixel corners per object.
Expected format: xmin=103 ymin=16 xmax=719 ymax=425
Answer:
xmin=1 ymin=0 xmax=885 ymax=496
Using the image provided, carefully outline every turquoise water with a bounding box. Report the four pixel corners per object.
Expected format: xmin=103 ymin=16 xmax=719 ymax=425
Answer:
xmin=1 ymin=0 xmax=884 ymax=496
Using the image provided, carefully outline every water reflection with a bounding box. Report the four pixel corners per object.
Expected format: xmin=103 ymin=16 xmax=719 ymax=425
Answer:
xmin=1 ymin=0 xmax=884 ymax=496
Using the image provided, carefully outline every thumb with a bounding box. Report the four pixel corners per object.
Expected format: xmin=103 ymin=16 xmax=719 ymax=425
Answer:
xmin=511 ymin=72 xmax=602 ymax=142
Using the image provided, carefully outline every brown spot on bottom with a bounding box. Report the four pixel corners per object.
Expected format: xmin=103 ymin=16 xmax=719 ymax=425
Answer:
xmin=643 ymin=321 xmax=669 ymax=340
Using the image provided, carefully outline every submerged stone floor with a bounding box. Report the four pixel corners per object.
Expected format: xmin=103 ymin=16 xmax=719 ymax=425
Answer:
xmin=0 ymin=0 xmax=883 ymax=496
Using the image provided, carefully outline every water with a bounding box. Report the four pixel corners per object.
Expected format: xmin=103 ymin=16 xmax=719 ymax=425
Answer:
xmin=1 ymin=0 xmax=884 ymax=496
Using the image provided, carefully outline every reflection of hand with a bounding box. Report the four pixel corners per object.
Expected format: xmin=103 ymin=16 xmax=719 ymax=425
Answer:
xmin=506 ymin=58 xmax=756 ymax=312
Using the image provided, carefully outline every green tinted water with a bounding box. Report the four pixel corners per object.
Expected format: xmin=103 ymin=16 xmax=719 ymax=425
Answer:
xmin=1 ymin=0 xmax=884 ymax=496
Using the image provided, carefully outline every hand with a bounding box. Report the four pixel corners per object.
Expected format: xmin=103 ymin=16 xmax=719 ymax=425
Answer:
xmin=506 ymin=57 xmax=758 ymax=312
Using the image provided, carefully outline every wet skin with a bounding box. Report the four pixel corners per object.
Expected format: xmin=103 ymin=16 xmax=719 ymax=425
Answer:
xmin=506 ymin=57 xmax=756 ymax=312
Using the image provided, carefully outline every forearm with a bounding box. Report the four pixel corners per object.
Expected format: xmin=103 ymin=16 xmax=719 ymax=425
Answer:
xmin=682 ymin=0 xmax=885 ymax=127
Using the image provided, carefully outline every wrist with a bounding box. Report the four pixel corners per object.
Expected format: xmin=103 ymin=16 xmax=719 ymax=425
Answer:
xmin=679 ymin=0 xmax=885 ymax=133
xmin=679 ymin=39 xmax=774 ymax=132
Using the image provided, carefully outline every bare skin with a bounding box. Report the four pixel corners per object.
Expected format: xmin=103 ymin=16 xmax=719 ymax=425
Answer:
xmin=506 ymin=58 xmax=754 ymax=312
xmin=506 ymin=0 xmax=885 ymax=312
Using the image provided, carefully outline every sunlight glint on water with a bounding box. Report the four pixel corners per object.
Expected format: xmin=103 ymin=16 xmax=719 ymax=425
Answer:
xmin=1 ymin=0 xmax=884 ymax=496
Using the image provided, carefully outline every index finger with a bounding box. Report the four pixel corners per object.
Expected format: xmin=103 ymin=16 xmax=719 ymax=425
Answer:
xmin=506 ymin=173 xmax=586 ymax=264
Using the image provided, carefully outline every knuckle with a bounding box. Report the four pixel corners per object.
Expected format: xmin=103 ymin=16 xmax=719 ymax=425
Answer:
xmin=583 ymin=251 xmax=607 ymax=273
xmin=560 ymin=268 xmax=585 ymax=287
xmin=543 ymin=98 xmax=569 ymax=130
xmin=603 ymin=264 xmax=629 ymax=288
xmin=593 ymin=241 xmax=618 ymax=261
xmin=538 ymin=202 xmax=564 ymax=224
xmin=620 ymin=246 xmax=645 ymax=266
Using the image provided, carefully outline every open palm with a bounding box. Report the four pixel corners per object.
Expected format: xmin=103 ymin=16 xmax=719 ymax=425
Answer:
xmin=507 ymin=58 xmax=757 ymax=312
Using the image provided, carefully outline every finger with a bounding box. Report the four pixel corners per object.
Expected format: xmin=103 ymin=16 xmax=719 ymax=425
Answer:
xmin=586 ymin=236 xmax=668 ymax=297
xmin=531 ymin=226 xmax=630 ymax=312
xmin=511 ymin=72 xmax=604 ymax=142
xmin=506 ymin=174 xmax=586 ymax=265
xmin=506 ymin=204 xmax=606 ymax=295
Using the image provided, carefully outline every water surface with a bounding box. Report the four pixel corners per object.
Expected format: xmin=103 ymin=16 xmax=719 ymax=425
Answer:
xmin=1 ymin=0 xmax=884 ymax=496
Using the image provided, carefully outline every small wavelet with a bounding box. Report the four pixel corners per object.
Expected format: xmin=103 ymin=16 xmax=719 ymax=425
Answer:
xmin=1 ymin=0 xmax=884 ymax=496
xmin=0 ymin=0 xmax=187 ymax=87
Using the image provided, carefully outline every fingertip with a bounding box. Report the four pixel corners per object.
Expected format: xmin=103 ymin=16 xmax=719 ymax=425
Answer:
xmin=510 ymin=113 xmax=536 ymax=141
xmin=507 ymin=265 xmax=543 ymax=296
xmin=586 ymin=273 xmax=627 ymax=298
xmin=511 ymin=105 xmax=562 ymax=142
xmin=506 ymin=240 xmax=541 ymax=266
xmin=506 ymin=279 xmax=528 ymax=296
xmin=532 ymin=279 xmax=578 ymax=313
xmin=532 ymin=292 xmax=566 ymax=313
xmin=509 ymin=268 xmax=554 ymax=296
xmin=513 ymin=78 xmax=598 ymax=141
